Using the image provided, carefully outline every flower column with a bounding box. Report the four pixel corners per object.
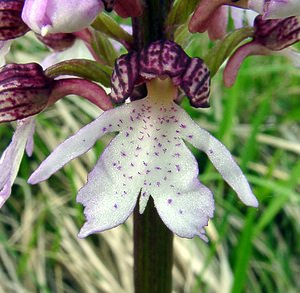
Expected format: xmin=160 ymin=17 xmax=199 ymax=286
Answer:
xmin=132 ymin=1 xmax=174 ymax=292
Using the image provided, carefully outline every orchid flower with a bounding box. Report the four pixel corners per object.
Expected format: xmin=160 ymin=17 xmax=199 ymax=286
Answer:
xmin=201 ymin=6 xmax=257 ymax=40
xmin=29 ymin=40 xmax=258 ymax=240
xmin=249 ymin=0 xmax=300 ymax=19
xmin=0 ymin=61 xmax=112 ymax=207
xmin=189 ymin=0 xmax=300 ymax=36
xmin=21 ymin=0 xmax=142 ymax=36
xmin=224 ymin=15 xmax=300 ymax=87
xmin=21 ymin=0 xmax=104 ymax=35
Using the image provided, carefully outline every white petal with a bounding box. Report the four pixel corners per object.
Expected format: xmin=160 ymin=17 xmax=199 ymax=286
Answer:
xmin=0 ymin=118 xmax=35 ymax=207
xmin=77 ymin=145 xmax=141 ymax=238
xmin=77 ymin=97 xmax=215 ymax=238
xmin=28 ymin=108 xmax=126 ymax=184
xmin=153 ymin=177 xmax=214 ymax=240
xmin=179 ymin=109 xmax=258 ymax=207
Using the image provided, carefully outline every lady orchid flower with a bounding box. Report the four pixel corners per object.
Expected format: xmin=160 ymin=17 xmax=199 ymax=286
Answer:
xmin=224 ymin=15 xmax=300 ymax=87
xmin=28 ymin=41 xmax=258 ymax=240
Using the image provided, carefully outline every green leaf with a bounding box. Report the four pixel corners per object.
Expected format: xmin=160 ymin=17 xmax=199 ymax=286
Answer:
xmin=91 ymin=13 xmax=133 ymax=47
xmin=45 ymin=59 xmax=112 ymax=88
xmin=204 ymin=27 xmax=255 ymax=77
xmin=167 ymin=0 xmax=198 ymax=27
xmin=91 ymin=30 xmax=119 ymax=67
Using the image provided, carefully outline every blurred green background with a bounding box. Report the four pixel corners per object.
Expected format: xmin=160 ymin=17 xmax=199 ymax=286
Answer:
xmin=1 ymin=18 xmax=300 ymax=293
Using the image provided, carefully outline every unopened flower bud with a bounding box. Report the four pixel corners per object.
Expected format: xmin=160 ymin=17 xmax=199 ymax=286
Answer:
xmin=22 ymin=0 xmax=104 ymax=35
xmin=0 ymin=0 xmax=29 ymax=40
xmin=35 ymin=32 xmax=76 ymax=51
xmin=0 ymin=63 xmax=52 ymax=122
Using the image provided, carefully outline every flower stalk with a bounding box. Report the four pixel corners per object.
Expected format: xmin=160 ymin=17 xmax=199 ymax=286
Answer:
xmin=132 ymin=1 xmax=174 ymax=292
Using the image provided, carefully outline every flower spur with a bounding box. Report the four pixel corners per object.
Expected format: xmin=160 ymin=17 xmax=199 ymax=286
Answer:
xmin=29 ymin=40 xmax=258 ymax=240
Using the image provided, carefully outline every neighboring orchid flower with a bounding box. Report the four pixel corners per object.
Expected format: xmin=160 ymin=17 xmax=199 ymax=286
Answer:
xmin=200 ymin=5 xmax=257 ymax=40
xmin=0 ymin=62 xmax=112 ymax=207
xmin=29 ymin=41 xmax=258 ymax=240
xmin=224 ymin=15 xmax=300 ymax=87
xmin=189 ymin=0 xmax=300 ymax=35
xmin=189 ymin=0 xmax=250 ymax=34
xmin=249 ymin=0 xmax=300 ymax=19
xmin=21 ymin=0 xmax=142 ymax=36
xmin=21 ymin=0 xmax=104 ymax=35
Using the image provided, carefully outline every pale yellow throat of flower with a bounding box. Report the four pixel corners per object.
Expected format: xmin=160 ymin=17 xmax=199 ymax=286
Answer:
xmin=146 ymin=77 xmax=178 ymax=104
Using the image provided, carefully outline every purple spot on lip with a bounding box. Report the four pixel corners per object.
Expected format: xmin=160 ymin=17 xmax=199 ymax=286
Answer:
xmin=168 ymin=199 xmax=172 ymax=204
xmin=175 ymin=164 xmax=181 ymax=172
xmin=180 ymin=124 xmax=186 ymax=128
xmin=114 ymin=204 xmax=118 ymax=209
xmin=102 ymin=127 xmax=107 ymax=132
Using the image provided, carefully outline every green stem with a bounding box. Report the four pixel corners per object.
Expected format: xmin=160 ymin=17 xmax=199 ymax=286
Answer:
xmin=132 ymin=1 xmax=174 ymax=292
xmin=134 ymin=199 xmax=173 ymax=293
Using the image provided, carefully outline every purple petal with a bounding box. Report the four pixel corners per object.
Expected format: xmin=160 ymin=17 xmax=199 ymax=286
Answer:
xmin=223 ymin=41 xmax=271 ymax=87
xmin=139 ymin=40 xmax=190 ymax=80
xmin=22 ymin=0 xmax=103 ymax=35
xmin=179 ymin=58 xmax=211 ymax=107
xmin=207 ymin=6 xmax=228 ymax=40
xmin=110 ymin=51 xmax=139 ymax=103
xmin=254 ymin=15 xmax=300 ymax=50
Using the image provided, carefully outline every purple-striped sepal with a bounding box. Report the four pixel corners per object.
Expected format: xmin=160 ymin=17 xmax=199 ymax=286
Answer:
xmin=35 ymin=32 xmax=76 ymax=52
xmin=110 ymin=40 xmax=211 ymax=108
xmin=254 ymin=16 xmax=300 ymax=50
xmin=0 ymin=63 xmax=52 ymax=122
xmin=0 ymin=0 xmax=29 ymax=40
xmin=224 ymin=15 xmax=300 ymax=87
